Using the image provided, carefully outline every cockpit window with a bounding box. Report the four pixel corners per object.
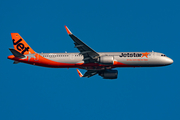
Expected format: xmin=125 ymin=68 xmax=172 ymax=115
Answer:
xmin=161 ymin=54 xmax=166 ymax=57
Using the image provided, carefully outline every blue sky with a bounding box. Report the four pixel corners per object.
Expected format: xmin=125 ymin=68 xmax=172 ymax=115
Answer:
xmin=1 ymin=0 xmax=180 ymax=119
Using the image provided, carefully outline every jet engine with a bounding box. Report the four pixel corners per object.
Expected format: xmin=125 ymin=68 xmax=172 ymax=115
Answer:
xmin=98 ymin=56 xmax=114 ymax=65
xmin=99 ymin=69 xmax=118 ymax=79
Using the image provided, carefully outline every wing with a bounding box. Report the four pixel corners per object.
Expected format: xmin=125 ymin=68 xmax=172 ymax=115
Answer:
xmin=65 ymin=26 xmax=100 ymax=63
xmin=77 ymin=69 xmax=98 ymax=78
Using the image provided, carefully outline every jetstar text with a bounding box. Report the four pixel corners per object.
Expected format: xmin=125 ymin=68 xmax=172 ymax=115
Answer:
xmin=13 ymin=39 xmax=29 ymax=54
xmin=119 ymin=53 xmax=142 ymax=57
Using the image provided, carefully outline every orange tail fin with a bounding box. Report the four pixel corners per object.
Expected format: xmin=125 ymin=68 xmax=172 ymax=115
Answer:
xmin=11 ymin=33 xmax=35 ymax=55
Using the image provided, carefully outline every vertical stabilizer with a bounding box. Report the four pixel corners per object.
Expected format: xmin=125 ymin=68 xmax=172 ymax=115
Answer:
xmin=11 ymin=33 xmax=35 ymax=55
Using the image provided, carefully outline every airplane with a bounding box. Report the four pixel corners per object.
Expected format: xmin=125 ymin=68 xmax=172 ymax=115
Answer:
xmin=8 ymin=26 xmax=173 ymax=79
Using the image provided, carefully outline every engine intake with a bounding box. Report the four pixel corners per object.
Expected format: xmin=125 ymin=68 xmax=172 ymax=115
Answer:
xmin=98 ymin=56 xmax=114 ymax=65
xmin=99 ymin=70 xmax=118 ymax=79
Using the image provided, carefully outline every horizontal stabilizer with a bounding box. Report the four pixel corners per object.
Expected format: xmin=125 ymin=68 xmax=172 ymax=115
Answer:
xmin=13 ymin=61 xmax=20 ymax=64
xmin=9 ymin=48 xmax=25 ymax=58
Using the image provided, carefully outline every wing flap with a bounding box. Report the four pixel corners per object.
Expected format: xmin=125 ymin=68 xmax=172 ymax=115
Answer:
xmin=83 ymin=70 xmax=98 ymax=78
xmin=77 ymin=69 xmax=98 ymax=78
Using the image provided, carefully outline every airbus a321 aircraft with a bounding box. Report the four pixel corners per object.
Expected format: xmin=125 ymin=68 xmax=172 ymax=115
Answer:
xmin=8 ymin=26 xmax=173 ymax=79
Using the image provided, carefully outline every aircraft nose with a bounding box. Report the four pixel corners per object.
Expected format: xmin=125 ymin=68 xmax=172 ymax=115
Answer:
xmin=165 ymin=57 xmax=173 ymax=65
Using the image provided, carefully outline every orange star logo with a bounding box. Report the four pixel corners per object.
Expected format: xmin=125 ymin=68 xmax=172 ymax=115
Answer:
xmin=141 ymin=52 xmax=150 ymax=58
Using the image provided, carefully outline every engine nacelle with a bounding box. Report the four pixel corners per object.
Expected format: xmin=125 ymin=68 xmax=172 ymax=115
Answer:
xmin=98 ymin=56 xmax=114 ymax=65
xmin=99 ymin=70 xmax=118 ymax=79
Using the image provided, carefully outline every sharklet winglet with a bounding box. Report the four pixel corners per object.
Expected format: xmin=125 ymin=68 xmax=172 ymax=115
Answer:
xmin=65 ymin=26 xmax=72 ymax=35
xmin=77 ymin=69 xmax=83 ymax=77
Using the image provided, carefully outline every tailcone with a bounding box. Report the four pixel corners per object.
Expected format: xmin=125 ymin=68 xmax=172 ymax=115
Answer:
xmin=7 ymin=55 xmax=15 ymax=60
